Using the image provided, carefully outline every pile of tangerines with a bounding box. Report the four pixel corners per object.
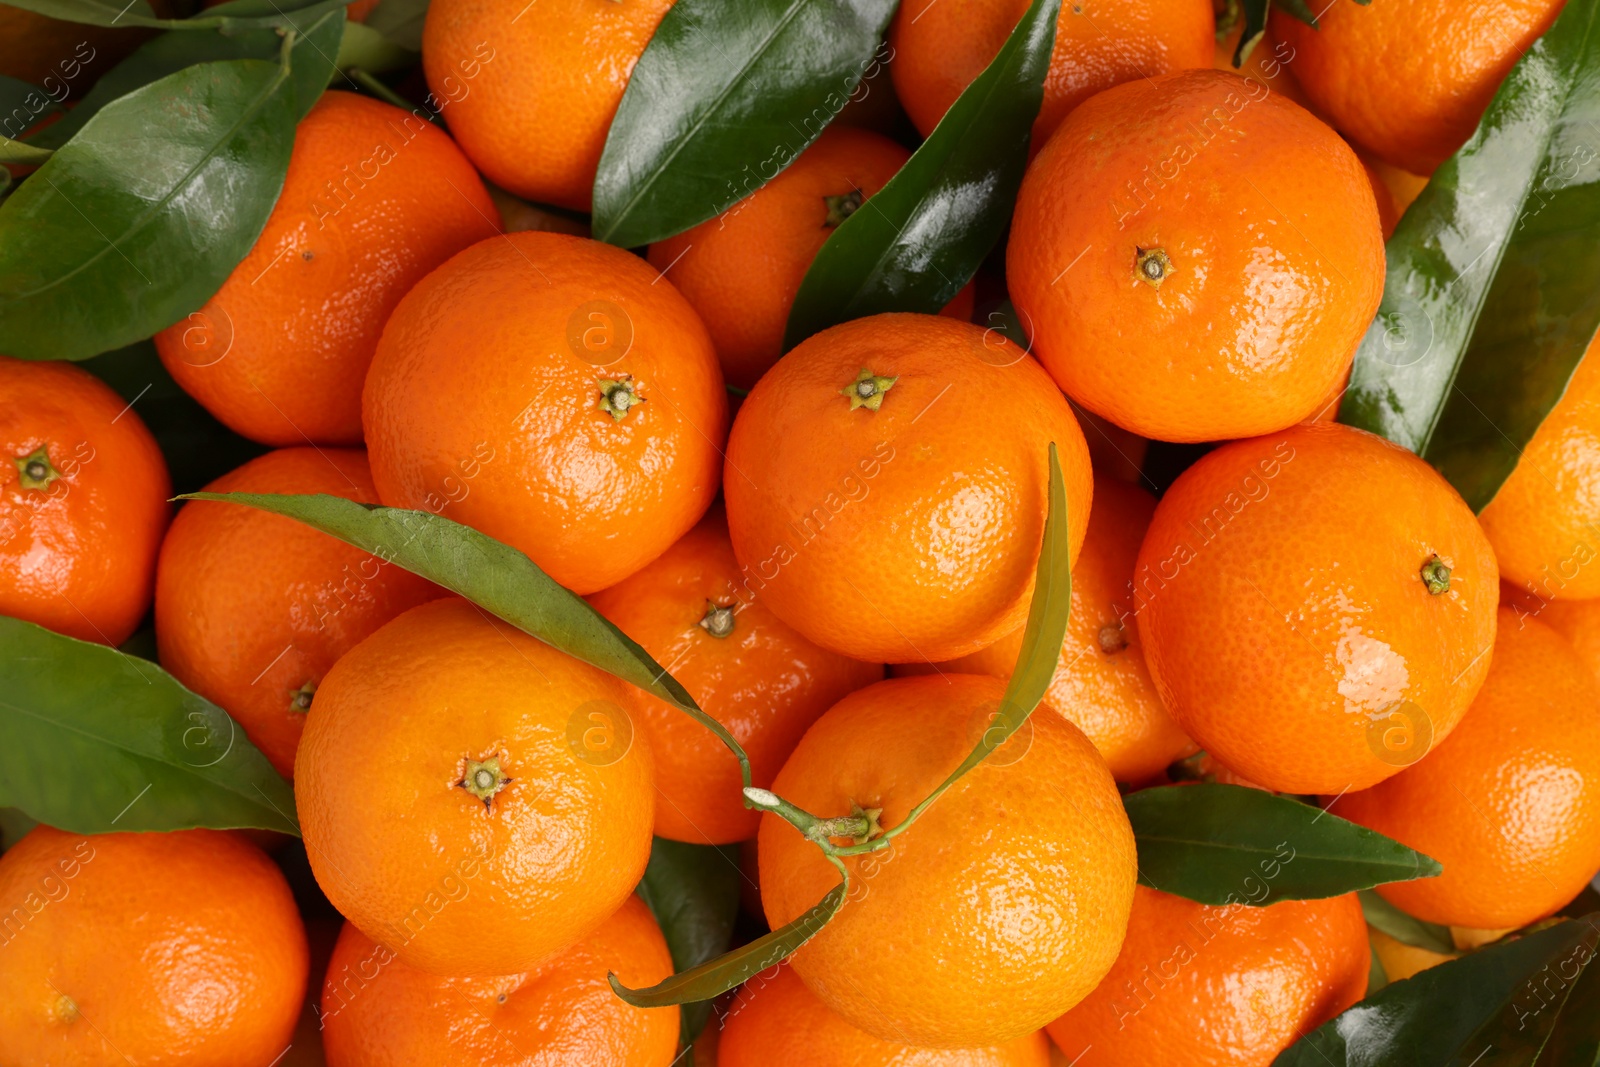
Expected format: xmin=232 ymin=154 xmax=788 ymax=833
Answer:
xmin=2 ymin=0 xmax=1598 ymax=1064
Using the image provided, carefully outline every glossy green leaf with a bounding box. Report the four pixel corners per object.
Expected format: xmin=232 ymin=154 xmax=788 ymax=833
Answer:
xmin=1275 ymin=915 xmax=1600 ymax=1066
xmin=1360 ymin=888 xmax=1455 ymax=955
xmin=0 ymin=56 xmax=299 ymax=360
xmin=592 ymin=0 xmax=898 ymax=248
xmin=335 ymin=20 xmax=416 ymax=74
xmin=0 ymin=617 xmax=299 ymax=835
xmin=634 ymin=838 xmax=743 ymax=1042
xmin=83 ymin=340 xmax=267 ymax=494
xmin=179 ymin=492 xmax=752 ymax=780
xmin=1340 ymin=0 xmax=1600 ymax=512
xmin=362 ymin=0 xmax=428 ymax=50
xmin=27 ymin=0 xmax=345 ymax=152
xmin=782 ymin=0 xmax=1056 ymax=350
xmin=1124 ymin=784 xmax=1440 ymax=905
xmin=613 ymin=876 xmax=847 ymax=1007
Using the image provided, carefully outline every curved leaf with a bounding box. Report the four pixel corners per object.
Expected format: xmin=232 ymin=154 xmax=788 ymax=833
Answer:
xmin=1339 ymin=0 xmax=1600 ymax=513
xmin=1 ymin=0 xmax=344 ymax=28
xmin=635 ymin=838 xmax=743 ymax=1041
xmin=1124 ymin=783 xmax=1440 ymax=905
xmin=180 ymin=492 xmax=752 ymax=778
xmin=613 ymin=876 xmax=847 ymax=1007
xmin=592 ymin=0 xmax=897 ymax=248
xmin=0 ymin=617 xmax=298 ymax=835
xmin=782 ymin=0 xmax=1057 ymax=350
xmin=335 ymin=20 xmax=417 ymax=74
xmin=1275 ymin=915 xmax=1600 ymax=1066
xmin=1360 ymin=888 xmax=1455 ymax=955
xmin=0 ymin=57 xmax=298 ymax=360
xmin=362 ymin=0 xmax=429 ymax=50
xmin=27 ymin=0 xmax=346 ymax=151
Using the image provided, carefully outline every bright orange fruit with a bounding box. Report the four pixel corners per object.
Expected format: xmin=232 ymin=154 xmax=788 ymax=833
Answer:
xmin=1134 ymin=422 xmax=1499 ymax=794
xmin=588 ymin=507 xmax=883 ymax=844
xmin=724 ymin=312 xmax=1092 ymax=663
xmin=1008 ymin=68 xmax=1385 ymax=442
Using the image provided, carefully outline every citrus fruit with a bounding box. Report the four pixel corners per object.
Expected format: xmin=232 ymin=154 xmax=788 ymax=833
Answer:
xmin=896 ymin=476 xmax=1195 ymax=783
xmin=647 ymin=124 xmax=973 ymax=391
xmin=421 ymin=0 xmax=673 ymax=211
xmin=759 ymin=674 xmax=1136 ymax=1048
xmin=1270 ymin=0 xmax=1566 ymax=175
xmin=1135 ymin=421 xmax=1499 ymax=794
xmin=717 ymin=964 xmax=1052 ymax=1067
xmin=294 ymin=596 xmax=655 ymax=976
xmin=153 ymin=91 xmax=499 ymax=447
xmin=723 ymin=312 xmax=1092 ymax=663
xmin=587 ymin=506 xmax=883 ymax=844
xmin=320 ymin=896 xmax=677 ymax=1066
xmin=1212 ymin=14 xmax=1312 ymax=111
xmin=362 ymin=230 xmax=728 ymax=596
xmin=1368 ymin=928 xmax=1457 ymax=984
xmin=1008 ymin=68 xmax=1386 ymax=443
xmin=154 ymin=447 xmax=440 ymax=778
xmin=1 ymin=355 xmax=170 ymax=646
xmin=889 ymin=0 xmax=1214 ymax=147
xmin=0 ymin=826 xmax=307 ymax=1066
xmin=1479 ymin=337 xmax=1600 ymax=602
xmin=1046 ymin=887 xmax=1369 ymax=1066
xmin=1332 ymin=608 xmax=1600 ymax=929
xmin=1539 ymin=596 xmax=1600 ymax=684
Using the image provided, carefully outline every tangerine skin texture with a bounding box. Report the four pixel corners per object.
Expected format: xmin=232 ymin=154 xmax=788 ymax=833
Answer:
xmin=717 ymin=964 xmax=1053 ymax=1067
xmin=1135 ymin=422 xmax=1499 ymax=795
xmin=0 ymin=827 xmax=308 ymax=1067
xmin=759 ymin=675 xmax=1137 ymax=1049
xmin=900 ymin=476 xmax=1195 ymax=783
xmin=320 ymin=897 xmax=678 ymax=1067
xmin=1333 ymin=609 xmax=1600 ymax=929
xmin=1271 ymin=0 xmax=1566 ymax=176
xmin=889 ymin=0 xmax=1214 ymax=148
xmin=1008 ymin=69 xmax=1385 ymax=443
xmin=154 ymin=448 xmax=441 ymax=778
xmin=363 ymin=231 xmax=728 ymax=596
xmin=153 ymin=91 xmax=500 ymax=447
xmin=723 ymin=313 xmax=1092 ymax=663
xmin=0 ymin=356 xmax=170 ymax=645
xmin=1480 ymin=339 xmax=1600 ymax=600
xmin=588 ymin=507 xmax=883 ymax=844
xmin=1541 ymin=596 xmax=1600 ymax=683
xmin=648 ymin=125 xmax=912 ymax=391
xmin=422 ymin=0 xmax=674 ymax=211
xmin=1046 ymin=887 xmax=1369 ymax=1066
xmin=294 ymin=597 xmax=656 ymax=976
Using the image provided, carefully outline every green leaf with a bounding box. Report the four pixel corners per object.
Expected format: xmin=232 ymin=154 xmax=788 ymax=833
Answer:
xmin=82 ymin=340 xmax=268 ymax=494
xmin=0 ymin=616 xmax=299 ymax=835
xmin=1367 ymin=943 xmax=1389 ymax=996
xmin=362 ymin=0 xmax=428 ymax=51
xmin=1231 ymin=0 xmax=1269 ymax=66
xmin=1360 ymin=888 xmax=1455 ymax=955
xmin=27 ymin=0 xmax=346 ymax=152
xmin=335 ymin=20 xmax=417 ymax=74
xmin=178 ymin=492 xmax=753 ymax=779
xmin=782 ymin=0 xmax=1057 ymax=350
xmin=1272 ymin=0 xmax=1322 ymax=28
xmin=634 ymin=838 xmax=743 ymax=1042
xmin=1274 ymin=915 xmax=1600 ymax=1066
xmin=1 ymin=808 xmax=39 ymax=851
xmin=613 ymin=875 xmax=848 ymax=1007
xmin=0 ymin=0 xmax=161 ymax=26
xmin=0 ymin=75 xmax=59 ymax=130
xmin=1339 ymin=0 xmax=1600 ymax=512
xmin=0 ymin=134 xmax=52 ymax=166
xmin=0 ymin=56 xmax=300 ymax=360
xmin=1123 ymin=783 xmax=1440 ymax=905
xmin=591 ymin=0 xmax=898 ymax=248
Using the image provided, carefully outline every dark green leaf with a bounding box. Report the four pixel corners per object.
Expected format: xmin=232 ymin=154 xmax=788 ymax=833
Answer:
xmin=362 ymin=0 xmax=428 ymax=51
xmin=335 ymin=20 xmax=416 ymax=74
xmin=1231 ymin=0 xmax=1269 ymax=67
xmin=1273 ymin=0 xmax=1321 ymax=27
xmin=0 ymin=75 xmax=58 ymax=127
xmin=178 ymin=492 xmax=752 ymax=778
xmin=635 ymin=838 xmax=743 ymax=1042
xmin=1 ymin=808 xmax=39 ymax=851
xmin=1275 ymin=915 xmax=1600 ymax=1066
xmin=82 ymin=340 xmax=267 ymax=494
xmin=0 ymin=616 xmax=299 ymax=835
xmin=0 ymin=57 xmax=299 ymax=360
xmin=0 ymin=0 xmax=161 ymax=26
xmin=612 ymin=876 xmax=847 ymax=1007
xmin=1339 ymin=0 xmax=1600 ymax=512
xmin=1538 ymin=937 xmax=1600 ymax=1067
xmin=1360 ymin=888 xmax=1455 ymax=955
xmin=592 ymin=0 xmax=898 ymax=248
xmin=29 ymin=0 xmax=345 ymax=152
xmin=1124 ymin=783 xmax=1440 ymax=905
xmin=782 ymin=0 xmax=1057 ymax=350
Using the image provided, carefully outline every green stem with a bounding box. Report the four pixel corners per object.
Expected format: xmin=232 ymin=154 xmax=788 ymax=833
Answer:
xmin=743 ymin=788 xmax=873 ymax=848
